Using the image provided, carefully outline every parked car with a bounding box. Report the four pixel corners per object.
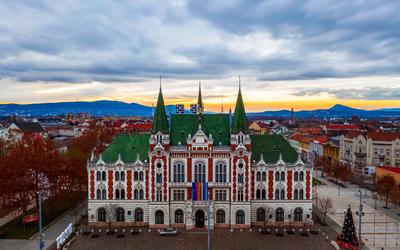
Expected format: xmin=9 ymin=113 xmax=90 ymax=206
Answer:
xmin=159 ymin=227 xmax=177 ymax=236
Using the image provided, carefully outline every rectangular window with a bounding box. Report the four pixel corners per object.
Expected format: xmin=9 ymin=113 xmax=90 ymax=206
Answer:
xmin=156 ymin=190 xmax=163 ymax=201
xmin=237 ymin=189 xmax=244 ymax=201
xmin=173 ymin=190 xmax=185 ymax=201
xmin=215 ymin=162 xmax=227 ymax=183
xmin=214 ymin=190 xmax=227 ymax=201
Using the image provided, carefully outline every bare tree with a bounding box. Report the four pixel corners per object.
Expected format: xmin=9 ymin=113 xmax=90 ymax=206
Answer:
xmin=375 ymin=175 xmax=396 ymax=209
xmin=319 ymin=197 xmax=335 ymax=225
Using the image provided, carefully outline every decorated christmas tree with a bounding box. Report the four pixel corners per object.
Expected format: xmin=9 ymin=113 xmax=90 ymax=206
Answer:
xmin=336 ymin=205 xmax=359 ymax=249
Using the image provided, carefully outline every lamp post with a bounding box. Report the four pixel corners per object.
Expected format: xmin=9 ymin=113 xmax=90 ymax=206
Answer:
xmin=357 ymin=190 xmax=362 ymax=250
xmin=38 ymin=191 xmax=44 ymax=250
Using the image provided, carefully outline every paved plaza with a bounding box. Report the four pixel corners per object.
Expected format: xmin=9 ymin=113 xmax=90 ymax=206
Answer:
xmin=314 ymin=171 xmax=400 ymax=250
xmin=70 ymin=226 xmax=336 ymax=250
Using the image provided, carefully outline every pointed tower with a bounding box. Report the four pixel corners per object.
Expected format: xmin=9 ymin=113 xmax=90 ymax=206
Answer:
xmin=151 ymin=82 xmax=169 ymax=134
xmin=197 ymin=81 xmax=204 ymax=115
xmin=231 ymin=79 xmax=249 ymax=134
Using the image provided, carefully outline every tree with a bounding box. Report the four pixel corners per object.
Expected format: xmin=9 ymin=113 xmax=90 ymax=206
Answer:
xmin=319 ymin=197 xmax=335 ymax=225
xmin=375 ymin=174 xmax=396 ymax=208
xmin=105 ymin=203 xmax=118 ymax=234
xmin=336 ymin=206 xmax=358 ymax=249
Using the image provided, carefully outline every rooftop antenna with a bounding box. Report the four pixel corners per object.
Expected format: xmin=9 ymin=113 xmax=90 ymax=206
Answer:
xmin=221 ymin=93 xmax=224 ymax=113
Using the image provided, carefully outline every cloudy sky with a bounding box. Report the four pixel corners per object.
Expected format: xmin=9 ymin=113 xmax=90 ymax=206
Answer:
xmin=0 ymin=0 xmax=400 ymax=111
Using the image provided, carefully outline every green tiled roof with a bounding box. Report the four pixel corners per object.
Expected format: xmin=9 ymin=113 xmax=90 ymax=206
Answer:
xmin=102 ymin=134 xmax=150 ymax=163
xmin=250 ymin=134 xmax=298 ymax=163
xmin=170 ymin=114 xmax=230 ymax=145
xmin=231 ymin=88 xmax=249 ymax=134
xmin=151 ymin=88 xmax=169 ymax=134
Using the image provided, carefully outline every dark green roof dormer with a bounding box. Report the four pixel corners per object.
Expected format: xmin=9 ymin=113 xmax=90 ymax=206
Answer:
xmin=231 ymin=82 xmax=249 ymax=134
xmin=151 ymin=85 xmax=169 ymax=134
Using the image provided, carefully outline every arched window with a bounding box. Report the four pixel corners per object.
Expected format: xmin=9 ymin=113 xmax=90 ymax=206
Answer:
xmin=156 ymin=173 xmax=162 ymax=183
xmin=294 ymin=189 xmax=298 ymax=200
xmin=116 ymin=207 xmax=125 ymax=222
xmin=120 ymin=172 xmax=125 ymax=181
xmin=98 ymin=208 xmax=106 ymax=222
xmin=120 ymin=189 xmax=125 ymax=199
xmin=256 ymin=189 xmax=261 ymax=199
xmin=216 ymin=162 xmax=227 ymax=182
xmin=102 ymin=171 xmax=106 ymax=181
xmin=236 ymin=210 xmax=245 ymax=224
xmin=256 ymin=208 xmax=266 ymax=222
xmin=96 ymin=189 xmax=101 ymax=199
xmin=134 ymin=171 xmax=138 ymax=181
xmin=262 ymin=172 xmax=266 ymax=181
xmin=275 ymin=208 xmax=284 ymax=222
xmin=280 ymin=189 xmax=285 ymax=200
xmin=275 ymin=189 xmax=279 ymax=199
xmin=294 ymin=171 xmax=298 ymax=181
xmin=96 ymin=171 xmax=101 ymax=181
xmin=173 ymin=162 xmax=185 ymax=182
xmin=139 ymin=171 xmax=144 ymax=181
xmin=238 ymin=173 xmax=244 ymax=183
xmin=115 ymin=189 xmax=120 ymax=199
xmin=275 ymin=172 xmax=280 ymax=181
xmin=139 ymin=189 xmax=144 ymax=199
xmin=280 ymin=171 xmax=285 ymax=181
xmin=134 ymin=189 xmax=138 ymax=199
xmin=135 ymin=208 xmax=143 ymax=221
xmin=261 ymin=189 xmax=266 ymax=199
xmin=216 ymin=210 xmax=225 ymax=223
xmin=115 ymin=171 xmax=120 ymax=181
xmin=299 ymin=189 xmax=304 ymax=200
xmin=155 ymin=210 xmax=164 ymax=224
xmin=299 ymin=171 xmax=304 ymax=181
xmin=294 ymin=207 xmax=303 ymax=221
xmin=256 ymin=172 xmax=261 ymax=181
xmin=102 ymin=189 xmax=106 ymax=199
xmin=175 ymin=210 xmax=184 ymax=223
xmin=194 ymin=162 xmax=206 ymax=182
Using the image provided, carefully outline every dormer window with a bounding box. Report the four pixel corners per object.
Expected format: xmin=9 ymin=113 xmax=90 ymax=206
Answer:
xmin=238 ymin=134 xmax=244 ymax=144
xmin=156 ymin=134 xmax=162 ymax=144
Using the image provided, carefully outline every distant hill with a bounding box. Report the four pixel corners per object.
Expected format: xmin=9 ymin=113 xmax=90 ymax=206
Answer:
xmin=249 ymin=104 xmax=400 ymax=118
xmin=0 ymin=101 xmax=398 ymax=118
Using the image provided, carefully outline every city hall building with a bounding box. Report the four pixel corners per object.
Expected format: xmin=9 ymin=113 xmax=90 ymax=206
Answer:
xmin=87 ymin=84 xmax=313 ymax=229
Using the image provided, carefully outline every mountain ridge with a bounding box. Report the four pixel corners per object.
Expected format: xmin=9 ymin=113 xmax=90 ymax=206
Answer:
xmin=0 ymin=100 xmax=399 ymax=118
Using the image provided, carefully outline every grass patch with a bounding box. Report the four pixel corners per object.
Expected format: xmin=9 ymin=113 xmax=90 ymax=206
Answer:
xmin=0 ymin=191 xmax=84 ymax=239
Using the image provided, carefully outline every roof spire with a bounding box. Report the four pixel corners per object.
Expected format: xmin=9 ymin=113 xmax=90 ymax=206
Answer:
xmin=231 ymin=77 xmax=249 ymax=134
xmin=197 ymin=81 xmax=204 ymax=115
xmin=151 ymin=81 xmax=169 ymax=134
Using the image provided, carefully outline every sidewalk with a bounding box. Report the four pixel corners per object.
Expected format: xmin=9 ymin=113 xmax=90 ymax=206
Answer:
xmin=314 ymin=170 xmax=400 ymax=250
xmin=0 ymin=200 xmax=87 ymax=250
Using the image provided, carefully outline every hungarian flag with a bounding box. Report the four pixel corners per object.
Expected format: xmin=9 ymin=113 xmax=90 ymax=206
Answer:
xmin=192 ymin=182 xmax=208 ymax=201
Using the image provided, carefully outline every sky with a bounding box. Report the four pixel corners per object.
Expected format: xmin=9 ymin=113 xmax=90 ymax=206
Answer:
xmin=0 ymin=0 xmax=400 ymax=112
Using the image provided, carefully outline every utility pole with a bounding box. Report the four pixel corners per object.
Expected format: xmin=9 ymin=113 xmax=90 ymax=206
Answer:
xmin=208 ymin=190 xmax=211 ymax=250
xmin=38 ymin=191 xmax=44 ymax=250
xmin=358 ymin=190 xmax=362 ymax=250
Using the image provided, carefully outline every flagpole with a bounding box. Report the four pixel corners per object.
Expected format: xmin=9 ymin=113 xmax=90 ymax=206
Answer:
xmin=207 ymin=190 xmax=211 ymax=250
xmin=38 ymin=191 xmax=44 ymax=250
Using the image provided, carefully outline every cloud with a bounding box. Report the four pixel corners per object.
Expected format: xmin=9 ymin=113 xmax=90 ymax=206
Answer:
xmin=0 ymin=0 xmax=400 ymax=105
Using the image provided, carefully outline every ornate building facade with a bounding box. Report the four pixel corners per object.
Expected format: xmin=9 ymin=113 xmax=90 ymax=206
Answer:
xmin=87 ymin=84 xmax=313 ymax=229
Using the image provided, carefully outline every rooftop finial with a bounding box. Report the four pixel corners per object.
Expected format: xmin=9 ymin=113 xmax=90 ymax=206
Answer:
xmin=239 ymin=75 xmax=241 ymax=91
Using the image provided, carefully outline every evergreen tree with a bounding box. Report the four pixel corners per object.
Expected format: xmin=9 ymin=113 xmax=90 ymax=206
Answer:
xmin=337 ymin=205 xmax=358 ymax=248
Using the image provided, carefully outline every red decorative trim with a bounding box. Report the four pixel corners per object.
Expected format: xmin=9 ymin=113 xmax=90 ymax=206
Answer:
xmin=187 ymin=158 xmax=192 ymax=182
xmin=90 ymin=170 xmax=95 ymax=199
xmin=268 ymin=170 xmax=274 ymax=199
xmin=208 ymin=157 xmax=213 ymax=182
xmin=127 ymin=170 xmax=132 ymax=199
xmin=108 ymin=170 xmax=113 ymax=199
xmin=232 ymin=156 xmax=237 ymax=201
xmin=251 ymin=170 xmax=255 ymax=200
xmin=187 ymin=187 xmax=192 ymax=200
xmin=151 ymin=159 xmax=155 ymax=201
xmin=209 ymin=187 xmax=213 ymax=200
xmin=163 ymin=157 xmax=167 ymax=201
xmin=145 ymin=170 xmax=149 ymax=200
xmin=245 ymin=157 xmax=249 ymax=201
xmin=287 ymin=170 xmax=292 ymax=200
xmin=306 ymin=170 xmax=311 ymax=199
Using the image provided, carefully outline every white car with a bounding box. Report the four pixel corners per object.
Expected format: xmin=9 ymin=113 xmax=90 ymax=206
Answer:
xmin=159 ymin=227 xmax=177 ymax=236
